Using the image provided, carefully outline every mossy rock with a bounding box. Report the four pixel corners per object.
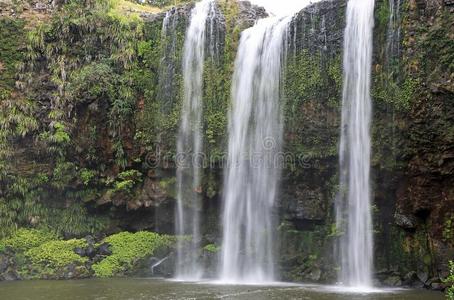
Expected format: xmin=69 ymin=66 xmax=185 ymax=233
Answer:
xmin=92 ymin=231 xmax=174 ymax=277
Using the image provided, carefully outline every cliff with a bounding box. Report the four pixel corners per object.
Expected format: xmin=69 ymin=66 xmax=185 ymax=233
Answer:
xmin=0 ymin=0 xmax=452 ymax=287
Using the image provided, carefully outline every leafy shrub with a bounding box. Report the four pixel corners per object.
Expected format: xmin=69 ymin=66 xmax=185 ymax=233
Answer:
xmin=0 ymin=229 xmax=56 ymax=252
xmin=92 ymin=231 xmax=173 ymax=277
xmin=112 ymin=170 xmax=143 ymax=193
xmin=203 ymin=244 xmax=220 ymax=253
xmin=80 ymin=169 xmax=97 ymax=186
xmin=114 ymin=180 xmax=135 ymax=192
xmin=25 ymin=239 xmax=87 ymax=269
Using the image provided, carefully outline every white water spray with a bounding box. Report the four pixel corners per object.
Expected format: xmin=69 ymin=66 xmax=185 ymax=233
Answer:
xmin=219 ymin=15 xmax=292 ymax=284
xmin=175 ymin=0 xmax=216 ymax=281
xmin=336 ymin=0 xmax=375 ymax=288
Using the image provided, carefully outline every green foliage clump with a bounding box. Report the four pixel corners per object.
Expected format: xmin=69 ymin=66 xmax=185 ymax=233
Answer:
xmin=45 ymin=203 xmax=109 ymax=237
xmin=111 ymin=169 xmax=143 ymax=193
xmin=25 ymin=239 xmax=88 ymax=269
xmin=203 ymin=244 xmax=220 ymax=253
xmin=0 ymin=229 xmax=56 ymax=252
xmin=0 ymin=18 xmax=25 ymax=89
xmin=0 ymin=228 xmax=89 ymax=279
xmin=92 ymin=231 xmax=173 ymax=277
xmin=443 ymin=215 xmax=454 ymax=244
xmin=80 ymin=169 xmax=97 ymax=186
xmin=445 ymin=261 xmax=454 ymax=300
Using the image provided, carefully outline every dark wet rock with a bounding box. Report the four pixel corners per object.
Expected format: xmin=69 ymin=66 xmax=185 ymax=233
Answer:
xmin=394 ymin=213 xmax=418 ymax=230
xmin=74 ymin=247 xmax=86 ymax=257
xmin=133 ymin=178 xmax=169 ymax=210
xmin=284 ymin=185 xmax=326 ymax=225
xmin=383 ymin=275 xmax=403 ymax=287
xmin=0 ymin=269 xmax=20 ymax=281
xmin=85 ymin=245 xmax=97 ymax=258
xmin=57 ymin=263 xmax=90 ymax=280
xmin=417 ymin=270 xmax=429 ymax=284
xmin=141 ymin=3 xmax=192 ymax=23
xmin=201 ymin=249 xmax=218 ymax=278
xmin=132 ymin=252 xmax=175 ymax=278
xmin=402 ymin=271 xmax=419 ymax=286
xmin=97 ymin=243 xmax=112 ymax=256
xmin=307 ymin=267 xmax=322 ymax=281
xmin=237 ymin=1 xmax=268 ymax=26
xmin=84 ymin=235 xmax=96 ymax=246
xmin=430 ymin=281 xmax=444 ymax=291
xmin=92 ymin=254 xmax=106 ymax=264
xmin=0 ymin=254 xmax=9 ymax=274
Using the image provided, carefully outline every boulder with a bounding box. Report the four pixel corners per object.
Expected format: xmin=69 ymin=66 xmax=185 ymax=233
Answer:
xmin=0 ymin=254 xmax=9 ymax=273
xmin=417 ymin=269 xmax=429 ymax=284
xmin=403 ymin=271 xmax=419 ymax=286
xmin=394 ymin=213 xmax=418 ymax=230
xmin=0 ymin=269 xmax=20 ymax=281
xmin=383 ymin=275 xmax=403 ymax=287
xmin=308 ymin=267 xmax=322 ymax=281
xmin=97 ymin=243 xmax=112 ymax=256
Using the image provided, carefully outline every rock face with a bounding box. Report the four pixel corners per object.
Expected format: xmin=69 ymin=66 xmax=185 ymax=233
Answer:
xmin=0 ymin=0 xmax=453 ymax=286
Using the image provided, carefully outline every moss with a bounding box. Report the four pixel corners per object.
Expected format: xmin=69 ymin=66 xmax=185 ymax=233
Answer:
xmin=284 ymin=50 xmax=342 ymax=161
xmin=376 ymin=0 xmax=390 ymax=31
xmin=445 ymin=261 xmax=454 ymax=300
xmin=92 ymin=231 xmax=174 ymax=277
xmin=421 ymin=11 xmax=454 ymax=75
xmin=443 ymin=214 xmax=454 ymax=245
xmin=0 ymin=229 xmax=57 ymax=252
xmin=25 ymin=239 xmax=87 ymax=269
xmin=203 ymin=244 xmax=220 ymax=253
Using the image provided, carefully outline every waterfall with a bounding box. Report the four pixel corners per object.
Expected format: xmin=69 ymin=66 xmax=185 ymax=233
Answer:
xmin=219 ymin=16 xmax=292 ymax=284
xmin=336 ymin=0 xmax=375 ymax=288
xmin=386 ymin=0 xmax=402 ymax=66
xmin=175 ymin=0 xmax=216 ymax=281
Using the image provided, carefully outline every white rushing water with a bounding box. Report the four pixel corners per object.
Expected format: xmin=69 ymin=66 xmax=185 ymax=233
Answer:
xmin=175 ymin=0 xmax=216 ymax=280
xmin=219 ymin=16 xmax=292 ymax=284
xmin=386 ymin=0 xmax=401 ymax=61
xmin=336 ymin=0 xmax=375 ymax=288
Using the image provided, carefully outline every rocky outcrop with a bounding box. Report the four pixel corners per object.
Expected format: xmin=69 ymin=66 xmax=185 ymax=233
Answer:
xmin=0 ymin=0 xmax=452 ymax=288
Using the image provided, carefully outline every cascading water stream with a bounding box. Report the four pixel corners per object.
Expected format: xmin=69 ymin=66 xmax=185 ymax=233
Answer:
xmin=219 ymin=16 xmax=292 ymax=284
xmin=386 ymin=0 xmax=402 ymax=65
xmin=336 ymin=0 xmax=375 ymax=288
xmin=175 ymin=0 xmax=216 ymax=281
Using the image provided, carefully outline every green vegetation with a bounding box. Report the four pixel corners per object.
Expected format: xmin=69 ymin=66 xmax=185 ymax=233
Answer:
xmin=0 ymin=0 xmax=154 ymax=237
xmin=0 ymin=229 xmax=175 ymax=279
xmin=92 ymin=231 xmax=173 ymax=277
xmin=284 ymin=50 xmax=342 ymax=161
xmin=0 ymin=18 xmax=25 ymax=89
xmin=203 ymin=244 xmax=220 ymax=253
xmin=443 ymin=215 xmax=454 ymax=245
xmin=26 ymin=239 xmax=87 ymax=269
xmin=0 ymin=229 xmax=88 ymax=278
xmin=0 ymin=229 xmax=56 ymax=252
xmin=446 ymin=261 xmax=454 ymax=300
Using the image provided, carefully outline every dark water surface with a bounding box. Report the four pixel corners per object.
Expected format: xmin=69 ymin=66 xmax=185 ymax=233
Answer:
xmin=0 ymin=278 xmax=445 ymax=300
